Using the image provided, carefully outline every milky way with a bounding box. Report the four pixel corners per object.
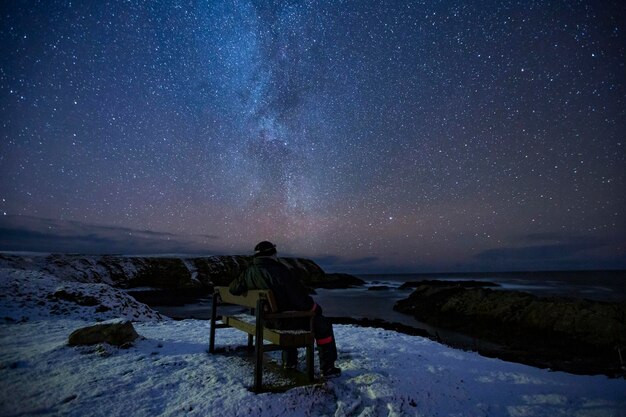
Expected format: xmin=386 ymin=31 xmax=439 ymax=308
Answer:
xmin=1 ymin=1 xmax=624 ymax=272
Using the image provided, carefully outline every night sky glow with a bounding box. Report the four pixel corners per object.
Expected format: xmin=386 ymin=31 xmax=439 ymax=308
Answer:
xmin=1 ymin=1 xmax=625 ymax=273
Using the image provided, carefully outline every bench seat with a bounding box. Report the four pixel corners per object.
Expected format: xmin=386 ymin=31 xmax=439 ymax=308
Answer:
xmin=209 ymin=286 xmax=316 ymax=392
xmin=223 ymin=314 xmax=314 ymax=346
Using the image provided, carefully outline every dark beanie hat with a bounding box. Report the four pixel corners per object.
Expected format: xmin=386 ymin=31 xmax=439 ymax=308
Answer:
xmin=254 ymin=241 xmax=277 ymax=257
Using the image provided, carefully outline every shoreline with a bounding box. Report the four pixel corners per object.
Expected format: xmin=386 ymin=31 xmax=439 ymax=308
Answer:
xmin=2 ymin=264 xmax=626 ymax=415
xmin=325 ymin=316 xmax=626 ymax=378
xmin=144 ymin=279 xmax=626 ymax=378
xmin=155 ymin=306 xmax=625 ymax=378
xmin=4 ymin=317 xmax=625 ymax=416
xmin=126 ymin=270 xmax=626 ymax=378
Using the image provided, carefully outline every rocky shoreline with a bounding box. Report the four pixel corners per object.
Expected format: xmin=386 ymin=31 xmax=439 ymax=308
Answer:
xmin=0 ymin=253 xmax=364 ymax=293
xmin=4 ymin=252 xmax=623 ymax=376
xmin=393 ymin=281 xmax=626 ymax=377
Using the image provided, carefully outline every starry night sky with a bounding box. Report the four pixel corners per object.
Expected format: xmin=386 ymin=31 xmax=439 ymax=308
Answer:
xmin=1 ymin=1 xmax=625 ymax=273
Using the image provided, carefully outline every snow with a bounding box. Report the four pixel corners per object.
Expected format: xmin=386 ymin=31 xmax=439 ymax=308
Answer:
xmin=0 ymin=253 xmax=144 ymax=285
xmin=0 ymin=268 xmax=164 ymax=322
xmin=1 ymin=268 xmax=625 ymax=417
xmin=182 ymin=259 xmax=201 ymax=284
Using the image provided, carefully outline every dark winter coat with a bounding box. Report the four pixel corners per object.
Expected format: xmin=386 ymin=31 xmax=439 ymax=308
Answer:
xmin=228 ymin=256 xmax=314 ymax=312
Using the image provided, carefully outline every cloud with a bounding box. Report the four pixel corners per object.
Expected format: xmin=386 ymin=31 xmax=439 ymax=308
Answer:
xmin=313 ymin=255 xmax=378 ymax=266
xmin=342 ymin=256 xmax=379 ymax=266
xmin=520 ymin=232 xmax=604 ymax=245
xmin=474 ymin=233 xmax=625 ymax=270
xmin=312 ymin=254 xmax=380 ymax=272
xmin=475 ymin=243 xmax=599 ymax=263
xmin=0 ymin=215 xmax=219 ymax=255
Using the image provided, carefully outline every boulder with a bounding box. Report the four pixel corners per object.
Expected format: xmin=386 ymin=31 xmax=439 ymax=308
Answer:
xmin=68 ymin=320 xmax=140 ymax=347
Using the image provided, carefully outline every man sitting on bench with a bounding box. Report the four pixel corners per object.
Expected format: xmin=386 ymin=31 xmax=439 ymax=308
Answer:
xmin=229 ymin=241 xmax=341 ymax=378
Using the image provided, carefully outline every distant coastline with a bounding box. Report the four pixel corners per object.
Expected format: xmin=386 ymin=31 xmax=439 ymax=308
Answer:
xmin=354 ymin=270 xmax=626 ymax=303
xmin=356 ymin=268 xmax=626 ymax=280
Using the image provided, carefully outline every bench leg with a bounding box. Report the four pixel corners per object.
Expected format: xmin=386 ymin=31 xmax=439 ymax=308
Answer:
xmin=248 ymin=307 xmax=255 ymax=351
xmin=306 ymin=343 xmax=314 ymax=382
xmin=209 ymin=292 xmax=218 ymax=353
xmin=254 ymin=300 xmax=264 ymax=392
xmin=254 ymin=337 xmax=263 ymax=392
xmin=254 ymin=344 xmax=263 ymax=392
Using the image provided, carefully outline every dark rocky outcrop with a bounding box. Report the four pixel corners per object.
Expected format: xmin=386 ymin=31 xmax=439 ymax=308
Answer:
xmin=394 ymin=282 xmax=626 ymax=375
xmin=126 ymin=288 xmax=212 ymax=306
xmin=368 ymin=285 xmax=391 ymax=291
xmin=0 ymin=253 xmax=362 ymax=294
xmin=187 ymin=256 xmax=251 ymax=287
xmin=312 ymin=273 xmax=365 ymax=289
xmin=330 ymin=317 xmax=430 ymax=337
xmin=68 ymin=320 xmax=139 ymax=347
xmin=48 ymin=289 xmax=100 ymax=306
xmin=0 ymin=253 xmax=207 ymax=288
xmin=398 ymin=280 xmax=499 ymax=290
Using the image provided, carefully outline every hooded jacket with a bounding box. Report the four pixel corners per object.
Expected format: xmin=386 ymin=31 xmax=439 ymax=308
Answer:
xmin=228 ymin=256 xmax=314 ymax=312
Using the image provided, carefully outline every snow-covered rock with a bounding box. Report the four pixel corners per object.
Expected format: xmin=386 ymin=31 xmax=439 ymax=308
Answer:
xmin=0 ymin=252 xmax=336 ymax=290
xmin=0 ymin=253 xmax=208 ymax=288
xmin=0 ymin=268 xmax=164 ymax=322
xmin=68 ymin=319 xmax=140 ymax=347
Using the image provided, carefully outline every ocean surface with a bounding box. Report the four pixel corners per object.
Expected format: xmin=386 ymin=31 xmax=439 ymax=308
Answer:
xmin=149 ymin=270 xmax=625 ymax=352
xmin=153 ymin=269 xmax=625 ymax=320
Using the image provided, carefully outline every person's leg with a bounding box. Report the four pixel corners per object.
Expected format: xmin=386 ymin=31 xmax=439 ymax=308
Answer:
xmin=312 ymin=305 xmax=339 ymax=375
xmin=282 ymin=348 xmax=298 ymax=369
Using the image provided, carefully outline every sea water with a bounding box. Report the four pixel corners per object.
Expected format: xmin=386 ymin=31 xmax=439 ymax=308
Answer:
xmin=149 ymin=270 xmax=625 ymax=353
xmin=320 ymin=270 xmax=625 ymax=320
xmin=152 ymin=270 xmax=626 ymax=323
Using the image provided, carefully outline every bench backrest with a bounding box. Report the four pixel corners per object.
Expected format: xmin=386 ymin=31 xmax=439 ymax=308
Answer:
xmin=215 ymin=286 xmax=279 ymax=312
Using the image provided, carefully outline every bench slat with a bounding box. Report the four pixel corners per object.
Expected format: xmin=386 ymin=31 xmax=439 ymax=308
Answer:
xmin=216 ymin=286 xmax=279 ymax=311
xmin=224 ymin=316 xmax=314 ymax=346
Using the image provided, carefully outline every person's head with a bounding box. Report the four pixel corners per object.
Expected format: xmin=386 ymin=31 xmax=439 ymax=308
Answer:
xmin=254 ymin=241 xmax=277 ymax=258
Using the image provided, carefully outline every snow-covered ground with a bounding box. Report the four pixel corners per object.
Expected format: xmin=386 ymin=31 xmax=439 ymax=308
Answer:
xmin=1 ymin=268 xmax=625 ymax=417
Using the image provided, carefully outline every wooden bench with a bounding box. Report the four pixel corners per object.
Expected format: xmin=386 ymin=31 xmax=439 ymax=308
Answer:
xmin=209 ymin=286 xmax=316 ymax=392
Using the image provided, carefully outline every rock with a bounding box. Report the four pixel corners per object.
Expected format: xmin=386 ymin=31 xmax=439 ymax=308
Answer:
xmin=398 ymin=280 xmax=499 ymax=290
xmin=48 ymin=289 xmax=99 ymax=306
xmin=68 ymin=320 xmax=140 ymax=347
xmin=309 ymin=273 xmax=365 ymax=289
xmin=61 ymin=394 xmax=78 ymax=404
xmin=187 ymin=256 xmax=251 ymax=287
xmin=394 ymin=283 xmax=626 ymax=375
xmin=127 ymin=288 xmax=213 ymax=306
xmin=126 ymin=258 xmax=195 ymax=289
xmin=329 ymin=317 xmax=430 ymax=337
xmin=0 ymin=252 xmax=339 ymax=291
xmin=368 ymin=285 xmax=390 ymax=291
